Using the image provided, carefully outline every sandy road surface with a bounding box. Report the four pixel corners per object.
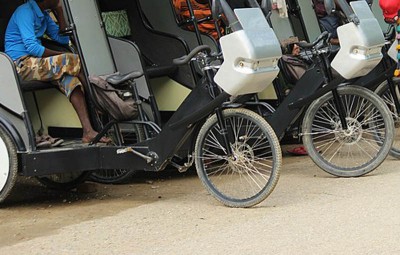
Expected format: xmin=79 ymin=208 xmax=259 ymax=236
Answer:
xmin=1 ymin=154 xmax=400 ymax=254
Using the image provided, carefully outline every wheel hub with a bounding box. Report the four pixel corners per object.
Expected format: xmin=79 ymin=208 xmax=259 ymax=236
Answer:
xmin=333 ymin=117 xmax=363 ymax=144
xmin=228 ymin=142 xmax=254 ymax=173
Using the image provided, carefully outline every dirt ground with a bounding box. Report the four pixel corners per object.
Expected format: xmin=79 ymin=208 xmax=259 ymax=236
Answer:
xmin=1 ymin=148 xmax=400 ymax=254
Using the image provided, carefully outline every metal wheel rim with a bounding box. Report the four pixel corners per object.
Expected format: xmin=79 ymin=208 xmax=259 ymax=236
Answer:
xmin=308 ymin=93 xmax=386 ymax=169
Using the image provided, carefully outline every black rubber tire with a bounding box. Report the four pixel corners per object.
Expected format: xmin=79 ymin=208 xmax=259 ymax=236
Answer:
xmin=89 ymin=123 xmax=146 ymax=184
xmin=194 ymin=108 xmax=281 ymax=208
xmin=89 ymin=168 xmax=137 ymax=184
xmin=374 ymin=79 xmax=400 ymax=159
xmin=0 ymin=125 xmax=18 ymax=204
xmin=36 ymin=171 xmax=91 ymax=191
xmin=302 ymin=85 xmax=394 ymax=177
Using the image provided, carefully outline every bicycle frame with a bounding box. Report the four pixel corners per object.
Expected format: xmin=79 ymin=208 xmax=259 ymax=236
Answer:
xmin=143 ymin=78 xmax=230 ymax=171
xmin=267 ymin=56 xmax=345 ymax=139
xmin=142 ymin=4 xmax=281 ymax=171
xmin=267 ymin=1 xmax=385 ymax=139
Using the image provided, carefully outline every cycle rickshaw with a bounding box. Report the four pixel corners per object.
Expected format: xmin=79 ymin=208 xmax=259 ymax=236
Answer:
xmin=0 ymin=0 xmax=283 ymax=207
xmin=166 ymin=0 xmax=395 ymax=177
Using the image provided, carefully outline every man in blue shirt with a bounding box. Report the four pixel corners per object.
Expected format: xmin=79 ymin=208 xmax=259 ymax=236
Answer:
xmin=5 ymin=0 xmax=111 ymax=144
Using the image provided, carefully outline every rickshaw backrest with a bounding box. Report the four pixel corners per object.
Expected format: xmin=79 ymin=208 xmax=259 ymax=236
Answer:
xmin=138 ymin=0 xmax=218 ymax=52
xmin=0 ymin=19 xmax=7 ymax=52
xmin=98 ymin=0 xmax=197 ymax=88
xmin=64 ymin=0 xmax=116 ymax=76
xmin=0 ymin=0 xmax=25 ymax=52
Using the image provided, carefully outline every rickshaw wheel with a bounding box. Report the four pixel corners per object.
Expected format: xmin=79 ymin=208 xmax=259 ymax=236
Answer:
xmin=0 ymin=125 xmax=18 ymax=203
xmin=195 ymin=108 xmax=281 ymax=208
xmin=36 ymin=171 xmax=91 ymax=191
xmin=375 ymin=79 xmax=400 ymax=159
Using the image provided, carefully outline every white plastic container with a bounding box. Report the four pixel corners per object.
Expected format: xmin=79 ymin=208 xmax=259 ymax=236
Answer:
xmin=331 ymin=1 xmax=385 ymax=80
xmin=214 ymin=8 xmax=282 ymax=96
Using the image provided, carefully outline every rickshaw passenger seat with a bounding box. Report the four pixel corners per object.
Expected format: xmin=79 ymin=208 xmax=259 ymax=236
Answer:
xmin=20 ymin=80 xmax=56 ymax=91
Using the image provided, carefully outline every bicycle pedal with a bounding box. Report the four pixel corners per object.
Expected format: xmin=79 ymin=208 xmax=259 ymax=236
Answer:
xmin=116 ymin=147 xmax=153 ymax=163
xmin=117 ymin=147 xmax=134 ymax=154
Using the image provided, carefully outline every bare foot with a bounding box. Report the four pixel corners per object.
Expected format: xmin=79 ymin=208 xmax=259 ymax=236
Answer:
xmin=82 ymin=131 xmax=112 ymax=144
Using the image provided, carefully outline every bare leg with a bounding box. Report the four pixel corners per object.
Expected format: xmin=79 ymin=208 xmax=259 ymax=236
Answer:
xmin=330 ymin=38 xmax=340 ymax=45
xmin=71 ymin=70 xmax=111 ymax=143
xmin=77 ymin=71 xmax=87 ymax=88
xmin=69 ymin=88 xmax=99 ymax=143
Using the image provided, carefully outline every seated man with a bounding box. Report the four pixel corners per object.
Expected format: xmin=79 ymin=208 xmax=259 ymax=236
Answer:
xmin=281 ymin=42 xmax=309 ymax=85
xmin=173 ymin=0 xmax=223 ymax=40
xmin=312 ymin=0 xmax=340 ymax=45
xmin=278 ymin=37 xmax=311 ymax=90
xmin=5 ymin=0 xmax=110 ymax=144
xmin=313 ymin=0 xmax=363 ymax=45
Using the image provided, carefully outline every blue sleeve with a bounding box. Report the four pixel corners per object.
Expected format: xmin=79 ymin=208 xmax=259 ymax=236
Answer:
xmin=44 ymin=14 xmax=69 ymax=45
xmin=16 ymin=9 xmax=45 ymax=57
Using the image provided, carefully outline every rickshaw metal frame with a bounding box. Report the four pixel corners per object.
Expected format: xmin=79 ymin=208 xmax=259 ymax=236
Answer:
xmin=0 ymin=0 xmax=277 ymax=178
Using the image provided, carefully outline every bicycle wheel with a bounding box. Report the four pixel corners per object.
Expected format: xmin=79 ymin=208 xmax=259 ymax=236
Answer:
xmin=36 ymin=171 xmax=91 ymax=190
xmin=194 ymin=108 xmax=281 ymax=208
xmin=89 ymin=122 xmax=146 ymax=184
xmin=302 ymin=85 xmax=394 ymax=177
xmin=375 ymin=79 xmax=400 ymax=158
xmin=0 ymin=125 xmax=18 ymax=203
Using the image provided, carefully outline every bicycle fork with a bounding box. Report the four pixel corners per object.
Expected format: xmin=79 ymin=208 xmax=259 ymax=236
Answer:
xmin=215 ymin=108 xmax=233 ymax=156
xmin=332 ymin=89 xmax=349 ymax=130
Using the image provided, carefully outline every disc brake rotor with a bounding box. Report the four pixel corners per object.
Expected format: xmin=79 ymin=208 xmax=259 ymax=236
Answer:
xmin=333 ymin=117 xmax=363 ymax=145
